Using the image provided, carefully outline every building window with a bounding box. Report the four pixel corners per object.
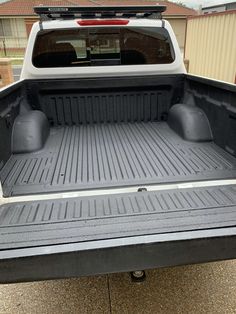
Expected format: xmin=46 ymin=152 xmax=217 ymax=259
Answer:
xmin=0 ymin=19 xmax=13 ymax=37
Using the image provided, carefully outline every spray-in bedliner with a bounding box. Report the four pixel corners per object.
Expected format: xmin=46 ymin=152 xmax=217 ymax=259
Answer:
xmin=1 ymin=122 xmax=236 ymax=197
xmin=0 ymin=185 xmax=236 ymax=250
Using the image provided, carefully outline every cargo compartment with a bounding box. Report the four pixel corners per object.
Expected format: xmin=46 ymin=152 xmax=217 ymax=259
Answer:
xmin=1 ymin=75 xmax=236 ymax=196
xmin=0 ymin=74 xmax=236 ymax=283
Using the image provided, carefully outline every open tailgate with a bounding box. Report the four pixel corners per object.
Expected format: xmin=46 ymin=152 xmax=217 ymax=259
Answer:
xmin=0 ymin=183 xmax=236 ymax=283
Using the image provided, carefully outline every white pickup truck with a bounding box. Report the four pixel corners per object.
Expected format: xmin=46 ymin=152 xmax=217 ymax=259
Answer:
xmin=0 ymin=5 xmax=236 ymax=283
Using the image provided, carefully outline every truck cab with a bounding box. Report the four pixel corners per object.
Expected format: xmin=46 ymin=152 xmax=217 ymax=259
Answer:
xmin=21 ymin=6 xmax=185 ymax=79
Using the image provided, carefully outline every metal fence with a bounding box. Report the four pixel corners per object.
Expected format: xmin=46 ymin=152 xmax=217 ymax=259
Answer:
xmin=185 ymin=10 xmax=236 ymax=84
xmin=0 ymin=37 xmax=27 ymax=58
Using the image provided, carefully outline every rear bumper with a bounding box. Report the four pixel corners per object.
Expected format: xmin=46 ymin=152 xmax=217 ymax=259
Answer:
xmin=0 ymin=228 xmax=236 ymax=283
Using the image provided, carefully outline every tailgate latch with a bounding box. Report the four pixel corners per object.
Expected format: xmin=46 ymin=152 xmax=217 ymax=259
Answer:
xmin=137 ymin=187 xmax=147 ymax=192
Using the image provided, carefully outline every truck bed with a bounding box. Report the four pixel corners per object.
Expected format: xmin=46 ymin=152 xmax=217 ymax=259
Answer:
xmin=1 ymin=122 xmax=236 ymax=197
xmin=1 ymin=74 xmax=236 ymax=283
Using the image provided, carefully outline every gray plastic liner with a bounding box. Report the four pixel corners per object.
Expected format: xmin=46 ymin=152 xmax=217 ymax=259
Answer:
xmin=0 ymin=185 xmax=236 ymax=249
xmin=1 ymin=122 xmax=236 ymax=196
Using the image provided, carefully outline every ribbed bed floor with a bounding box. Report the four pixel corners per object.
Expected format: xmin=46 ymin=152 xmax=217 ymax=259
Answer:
xmin=1 ymin=122 xmax=236 ymax=196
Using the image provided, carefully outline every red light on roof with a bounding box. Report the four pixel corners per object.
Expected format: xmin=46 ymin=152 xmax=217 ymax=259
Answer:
xmin=77 ymin=19 xmax=129 ymax=26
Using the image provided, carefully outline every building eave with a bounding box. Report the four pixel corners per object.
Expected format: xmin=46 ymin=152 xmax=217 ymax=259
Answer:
xmin=0 ymin=14 xmax=190 ymax=19
xmin=203 ymin=1 xmax=236 ymax=10
xmin=0 ymin=15 xmax=37 ymax=18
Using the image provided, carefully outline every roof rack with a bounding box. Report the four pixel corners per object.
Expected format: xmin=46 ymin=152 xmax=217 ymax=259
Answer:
xmin=34 ymin=5 xmax=167 ymax=21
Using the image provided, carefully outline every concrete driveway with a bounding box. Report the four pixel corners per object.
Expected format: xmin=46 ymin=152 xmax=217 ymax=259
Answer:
xmin=0 ymin=260 xmax=235 ymax=313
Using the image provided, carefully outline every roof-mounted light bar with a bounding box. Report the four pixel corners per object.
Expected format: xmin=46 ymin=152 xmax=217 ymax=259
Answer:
xmin=34 ymin=5 xmax=166 ymax=21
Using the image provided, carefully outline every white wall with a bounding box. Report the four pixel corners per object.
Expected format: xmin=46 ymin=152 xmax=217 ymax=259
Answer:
xmin=202 ymin=5 xmax=226 ymax=14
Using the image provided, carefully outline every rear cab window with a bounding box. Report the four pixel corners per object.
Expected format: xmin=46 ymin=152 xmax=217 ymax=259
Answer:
xmin=32 ymin=27 xmax=175 ymax=68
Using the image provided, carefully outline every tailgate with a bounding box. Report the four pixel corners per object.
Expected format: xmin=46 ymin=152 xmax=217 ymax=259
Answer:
xmin=0 ymin=183 xmax=236 ymax=283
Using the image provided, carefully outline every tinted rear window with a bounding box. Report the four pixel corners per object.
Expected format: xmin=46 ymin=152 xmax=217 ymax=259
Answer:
xmin=32 ymin=27 xmax=175 ymax=68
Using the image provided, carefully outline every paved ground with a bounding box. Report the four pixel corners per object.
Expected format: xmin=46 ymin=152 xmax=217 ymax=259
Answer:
xmin=0 ymin=260 xmax=235 ymax=314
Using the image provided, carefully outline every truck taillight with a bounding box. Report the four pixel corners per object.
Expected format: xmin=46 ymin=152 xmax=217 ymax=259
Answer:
xmin=77 ymin=19 xmax=129 ymax=26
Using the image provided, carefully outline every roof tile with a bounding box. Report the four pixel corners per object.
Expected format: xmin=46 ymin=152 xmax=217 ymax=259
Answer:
xmin=0 ymin=0 xmax=197 ymax=16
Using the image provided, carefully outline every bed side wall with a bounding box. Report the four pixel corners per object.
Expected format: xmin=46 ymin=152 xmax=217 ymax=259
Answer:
xmin=0 ymin=82 xmax=23 ymax=170
xmin=184 ymin=75 xmax=236 ymax=157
